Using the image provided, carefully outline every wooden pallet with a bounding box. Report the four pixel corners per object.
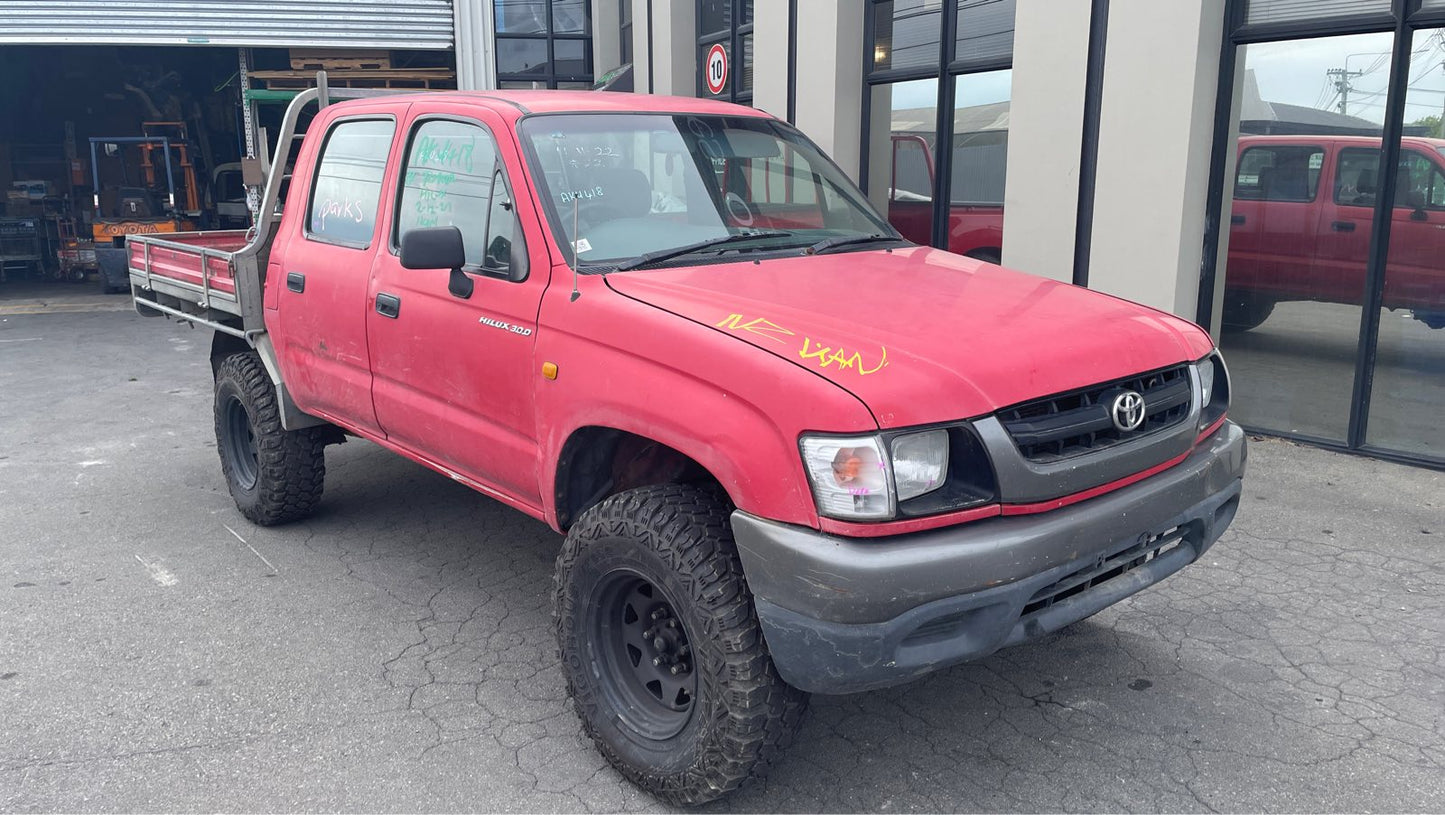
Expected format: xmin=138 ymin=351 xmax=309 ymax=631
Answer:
xmin=289 ymin=49 xmax=391 ymax=71
xmin=250 ymin=69 xmax=457 ymax=91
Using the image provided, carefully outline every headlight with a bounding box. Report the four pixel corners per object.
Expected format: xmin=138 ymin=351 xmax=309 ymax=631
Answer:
xmin=1195 ymin=351 xmax=1230 ymax=431
xmin=801 ymin=427 xmax=991 ymax=522
xmin=799 ymin=435 xmax=892 ymax=520
xmin=891 ymin=429 xmax=949 ymax=501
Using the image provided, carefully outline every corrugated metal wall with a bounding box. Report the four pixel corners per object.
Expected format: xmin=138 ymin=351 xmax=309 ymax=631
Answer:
xmin=0 ymin=0 xmax=454 ymax=49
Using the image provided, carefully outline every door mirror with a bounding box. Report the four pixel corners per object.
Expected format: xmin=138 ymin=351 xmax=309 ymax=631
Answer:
xmin=400 ymin=226 xmax=466 ymax=270
xmin=401 ymin=226 xmax=473 ymax=299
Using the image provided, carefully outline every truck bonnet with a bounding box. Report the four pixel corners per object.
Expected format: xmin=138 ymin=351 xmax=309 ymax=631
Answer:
xmin=603 ymin=246 xmax=1214 ymax=429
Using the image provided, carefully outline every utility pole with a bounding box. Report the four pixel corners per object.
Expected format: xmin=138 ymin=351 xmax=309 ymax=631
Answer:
xmin=1439 ymin=60 xmax=1445 ymax=138
xmin=1327 ymin=67 xmax=1366 ymax=116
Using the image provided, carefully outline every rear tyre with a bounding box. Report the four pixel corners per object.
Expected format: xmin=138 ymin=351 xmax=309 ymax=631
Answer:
xmin=1221 ymin=290 xmax=1276 ymax=332
xmin=214 ymin=352 xmax=325 ymax=526
xmin=554 ymin=484 xmax=808 ymax=805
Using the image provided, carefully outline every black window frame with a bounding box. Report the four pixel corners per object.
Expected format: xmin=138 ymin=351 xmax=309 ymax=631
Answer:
xmin=495 ymin=0 xmax=595 ymax=89
xmin=1198 ymin=0 xmax=1445 ymax=468
xmin=303 ymin=116 xmax=398 ymax=251
xmin=390 ymin=114 xmax=529 ymax=283
xmin=861 ymin=0 xmax=1017 ymax=250
xmin=696 ymin=0 xmax=754 ymax=105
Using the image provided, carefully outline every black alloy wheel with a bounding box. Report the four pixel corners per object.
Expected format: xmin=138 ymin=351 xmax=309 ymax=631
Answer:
xmin=592 ymin=571 xmax=697 ymax=740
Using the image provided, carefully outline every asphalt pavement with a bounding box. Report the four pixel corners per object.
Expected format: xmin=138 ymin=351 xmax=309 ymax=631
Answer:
xmin=1 ymin=291 xmax=1441 ymax=812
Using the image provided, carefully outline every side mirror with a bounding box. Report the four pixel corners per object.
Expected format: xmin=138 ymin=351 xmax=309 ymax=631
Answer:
xmin=400 ymin=226 xmax=473 ymax=299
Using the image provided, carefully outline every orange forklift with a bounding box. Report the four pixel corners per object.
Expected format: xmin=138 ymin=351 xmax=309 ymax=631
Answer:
xmin=88 ymin=122 xmax=202 ymax=291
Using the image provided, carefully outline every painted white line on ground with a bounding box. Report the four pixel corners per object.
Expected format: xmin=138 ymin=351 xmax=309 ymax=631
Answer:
xmin=224 ymin=524 xmax=278 ymax=574
xmin=134 ymin=554 xmax=178 ymax=587
xmin=0 ymin=337 xmax=43 ymax=343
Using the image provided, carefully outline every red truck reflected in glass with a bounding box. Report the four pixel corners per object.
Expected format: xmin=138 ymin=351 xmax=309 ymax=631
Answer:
xmin=889 ymin=132 xmax=1445 ymax=330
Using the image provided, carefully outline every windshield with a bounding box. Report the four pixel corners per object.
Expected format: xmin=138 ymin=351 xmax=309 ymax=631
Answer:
xmin=519 ymin=113 xmax=897 ymax=268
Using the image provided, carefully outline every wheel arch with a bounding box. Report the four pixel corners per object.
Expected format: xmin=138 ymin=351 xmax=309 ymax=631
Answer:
xmin=552 ymin=425 xmax=734 ymax=531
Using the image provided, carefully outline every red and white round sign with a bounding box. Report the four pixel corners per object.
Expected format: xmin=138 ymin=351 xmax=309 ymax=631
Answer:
xmin=705 ymin=43 xmax=728 ymax=95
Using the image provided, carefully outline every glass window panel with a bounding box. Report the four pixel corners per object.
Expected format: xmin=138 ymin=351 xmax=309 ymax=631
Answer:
xmin=497 ymin=38 xmax=550 ymax=76
xmin=307 ymin=119 xmax=395 ymax=247
xmin=552 ymin=0 xmax=588 ymax=34
xmin=1367 ymin=29 xmax=1445 ymax=459
xmin=1244 ymin=0 xmax=1392 ymax=27
xmin=742 ymin=0 xmax=754 ymax=26
xmin=396 ymin=120 xmax=500 ymax=268
xmin=1218 ymin=32 xmax=1392 ymax=442
xmin=554 ymin=39 xmax=590 ymax=76
xmin=495 ymin=0 xmax=548 ymax=34
xmin=947 ymin=68 xmax=1009 ymax=261
xmin=955 ymin=0 xmax=1015 ymax=67
xmin=872 ymin=0 xmax=943 ymax=74
xmin=699 ymin=0 xmax=730 ymax=36
xmin=872 ymin=78 xmax=938 ymax=246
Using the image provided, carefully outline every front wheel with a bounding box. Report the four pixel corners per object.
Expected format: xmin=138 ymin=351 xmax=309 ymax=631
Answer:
xmin=214 ymin=352 xmax=326 ymax=525
xmin=554 ymin=484 xmax=808 ymax=805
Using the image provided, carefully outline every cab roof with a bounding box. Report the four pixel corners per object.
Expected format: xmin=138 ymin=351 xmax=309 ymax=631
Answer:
xmin=335 ymin=90 xmax=774 ymax=121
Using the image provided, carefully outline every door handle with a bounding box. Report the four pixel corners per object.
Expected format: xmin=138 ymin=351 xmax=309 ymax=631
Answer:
xmin=285 ymin=272 xmax=305 ymax=293
xmin=375 ymin=292 xmax=401 ymax=319
xmin=1331 ymin=221 xmax=1356 ymax=232
xmin=1230 ymin=214 xmax=1246 ymax=225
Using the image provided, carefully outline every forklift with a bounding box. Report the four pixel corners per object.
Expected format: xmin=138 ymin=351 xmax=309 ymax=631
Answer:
xmin=89 ymin=122 xmax=203 ymax=291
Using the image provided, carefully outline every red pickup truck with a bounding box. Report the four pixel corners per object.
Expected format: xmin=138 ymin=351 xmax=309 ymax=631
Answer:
xmin=128 ymin=88 xmax=1244 ymax=804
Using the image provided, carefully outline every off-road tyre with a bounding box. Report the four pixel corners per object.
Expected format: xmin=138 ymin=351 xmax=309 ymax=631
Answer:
xmin=554 ymin=484 xmax=808 ymax=805
xmin=213 ymin=352 xmax=325 ymax=526
xmin=1221 ymin=290 xmax=1276 ymax=332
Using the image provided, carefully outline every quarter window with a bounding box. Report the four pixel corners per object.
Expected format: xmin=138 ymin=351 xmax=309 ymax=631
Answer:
xmin=396 ymin=119 xmax=522 ymax=276
xmin=307 ymin=119 xmax=396 ymax=247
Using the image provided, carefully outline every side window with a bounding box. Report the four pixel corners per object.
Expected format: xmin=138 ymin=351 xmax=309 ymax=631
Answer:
xmin=396 ymin=119 xmax=521 ymax=275
xmin=1235 ymin=145 xmax=1323 ymax=202
xmin=1334 ymin=148 xmax=1382 ymax=208
xmin=1396 ymin=151 xmax=1445 ymax=210
xmin=307 ymin=119 xmax=395 ymax=247
xmin=892 ymin=138 xmax=932 ymax=201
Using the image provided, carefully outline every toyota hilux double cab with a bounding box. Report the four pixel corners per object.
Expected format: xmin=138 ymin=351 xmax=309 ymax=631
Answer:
xmin=126 ymin=87 xmax=1245 ymax=804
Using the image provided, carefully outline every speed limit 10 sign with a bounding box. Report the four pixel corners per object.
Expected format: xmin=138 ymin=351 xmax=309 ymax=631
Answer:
xmin=705 ymin=43 xmax=728 ymax=95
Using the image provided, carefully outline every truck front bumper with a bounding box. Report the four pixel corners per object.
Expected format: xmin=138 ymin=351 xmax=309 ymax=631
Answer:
xmin=731 ymin=421 xmax=1247 ymax=694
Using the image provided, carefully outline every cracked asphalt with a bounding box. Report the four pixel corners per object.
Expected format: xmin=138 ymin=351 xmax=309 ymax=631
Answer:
xmin=1 ymin=302 xmax=1442 ymax=812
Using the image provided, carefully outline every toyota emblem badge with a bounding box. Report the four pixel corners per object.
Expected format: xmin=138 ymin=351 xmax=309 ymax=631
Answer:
xmin=1110 ymin=391 xmax=1146 ymax=432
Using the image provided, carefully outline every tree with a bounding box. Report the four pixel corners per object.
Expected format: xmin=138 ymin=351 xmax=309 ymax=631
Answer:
xmin=1410 ymin=115 xmax=1443 ymax=139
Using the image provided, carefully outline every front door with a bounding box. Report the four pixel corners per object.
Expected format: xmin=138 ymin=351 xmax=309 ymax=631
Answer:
xmin=366 ymin=111 xmax=552 ymax=506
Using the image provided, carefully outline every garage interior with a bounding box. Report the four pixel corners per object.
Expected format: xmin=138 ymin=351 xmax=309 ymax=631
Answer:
xmin=0 ymin=44 xmax=454 ymax=293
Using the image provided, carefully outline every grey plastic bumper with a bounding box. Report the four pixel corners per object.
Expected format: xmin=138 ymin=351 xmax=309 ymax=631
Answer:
xmin=732 ymin=421 xmax=1247 ymax=694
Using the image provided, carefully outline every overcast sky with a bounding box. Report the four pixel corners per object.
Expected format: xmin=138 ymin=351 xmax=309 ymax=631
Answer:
xmin=884 ymin=30 xmax=1445 ymax=125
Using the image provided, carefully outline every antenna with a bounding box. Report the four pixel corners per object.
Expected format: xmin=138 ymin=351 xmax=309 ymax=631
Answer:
xmin=570 ymin=195 xmax=581 ymax=302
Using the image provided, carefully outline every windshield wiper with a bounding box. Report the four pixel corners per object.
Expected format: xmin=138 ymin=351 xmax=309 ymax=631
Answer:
xmin=615 ymin=230 xmax=794 ymax=272
xmin=805 ymin=234 xmax=906 ymax=255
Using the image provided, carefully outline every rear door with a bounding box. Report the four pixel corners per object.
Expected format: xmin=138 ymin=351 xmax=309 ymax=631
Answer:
xmin=1227 ymin=141 xmax=1325 ymax=301
xmin=365 ymin=108 xmax=552 ymax=505
xmin=268 ymin=109 xmax=404 ymax=434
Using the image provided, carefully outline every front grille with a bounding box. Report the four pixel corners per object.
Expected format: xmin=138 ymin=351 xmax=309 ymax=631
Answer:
xmin=1020 ymin=526 xmax=1186 ymax=618
xmin=999 ymin=365 xmax=1191 ymax=462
